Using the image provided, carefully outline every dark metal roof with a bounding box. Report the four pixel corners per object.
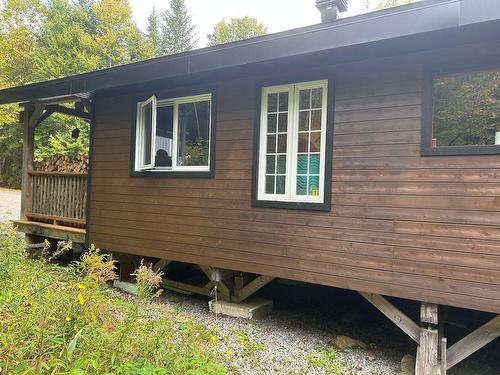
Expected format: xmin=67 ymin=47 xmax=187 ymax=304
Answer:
xmin=0 ymin=0 xmax=499 ymax=105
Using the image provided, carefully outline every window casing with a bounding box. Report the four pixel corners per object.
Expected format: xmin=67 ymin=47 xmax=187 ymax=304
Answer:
xmin=422 ymin=63 xmax=500 ymax=156
xmin=134 ymin=93 xmax=212 ymax=172
xmin=257 ymin=80 xmax=328 ymax=204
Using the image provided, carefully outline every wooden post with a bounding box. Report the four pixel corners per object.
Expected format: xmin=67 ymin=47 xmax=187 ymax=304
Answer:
xmin=20 ymin=104 xmax=44 ymax=220
xmin=416 ymin=302 xmax=439 ymax=375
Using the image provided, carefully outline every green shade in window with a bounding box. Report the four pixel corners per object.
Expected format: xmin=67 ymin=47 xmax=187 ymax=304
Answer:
xmin=309 ymin=176 xmax=319 ymax=194
xmin=276 ymin=175 xmax=286 ymax=194
xmin=268 ymin=93 xmax=277 ymax=112
xmin=309 ymin=154 xmax=320 ymax=174
xmin=296 ymin=176 xmax=307 ymax=195
xmin=265 ymin=175 xmax=275 ymax=194
xmin=266 ymin=155 xmax=275 ymax=174
xmin=297 ymin=155 xmax=308 ymax=174
xmin=267 ymin=135 xmax=276 ymax=153
xmin=267 ymin=113 xmax=277 ymax=133
xmin=277 ymin=155 xmax=286 ymax=174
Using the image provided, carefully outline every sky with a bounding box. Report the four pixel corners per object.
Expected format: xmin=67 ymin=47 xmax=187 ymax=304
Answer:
xmin=129 ymin=0 xmax=377 ymax=46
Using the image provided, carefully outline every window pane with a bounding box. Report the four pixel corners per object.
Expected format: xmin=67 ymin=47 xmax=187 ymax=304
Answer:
xmin=276 ymin=175 xmax=286 ymax=194
xmin=267 ymin=113 xmax=277 ymax=133
xmin=142 ymin=103 xmax=153 ymax=165
xmin=310 ymin=132 xmax=321 ymax=152
xmin=432 ymin=69 xmax=500 ymax=147
xmin=278 ymin=113 xmax=288 ymax=132
xmin=311 ymin=110 xmax=322 ymax=131
xmin=279 ymin=92 xmax=288 ymax=112
xmin=266 ymin=155 xmax=275 ymax=174
xmin=177 ymin=100 xmax=210 ymax=167
xmin=267 ymin=135 xmax=276 ymax=153
xmin=311 ymin=88 xmax=323 ymax=108
xmin=299 ymin=111 xmax=309 ymax=131
xmin=298 ymin=133 xmax=308 ymax=153
xmin=309 ymin=154 xmax=320 ymax=174
xmin=155 ymin=105 xmax=173 ymax=167
xmin=297 ymin=155 xmax=308 ymax=174
xmin=296 ymin=176 xmax=307 ymax=195
xmin=277 ymin=155 xmax=286 ymax=174
xmin=268 ymin=93 xmax=278 ymax=112
xmin=265 ymin=175 xmax=275 ymax=194
xmin=309 ymin=176 xmax=320 ymax=196
xmin=299 ymin=89 xmax=310 ymax=110
xmin=277 ymin=134 xmax=287 ymax=153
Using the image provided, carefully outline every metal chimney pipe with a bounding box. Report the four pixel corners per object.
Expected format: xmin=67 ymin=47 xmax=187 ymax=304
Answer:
xmin=316 ymin=0 xmax=348 ymax=22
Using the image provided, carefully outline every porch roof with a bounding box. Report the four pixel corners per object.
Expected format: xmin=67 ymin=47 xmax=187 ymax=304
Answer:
xmin=0 ymin=0 xmax=499 ymax=105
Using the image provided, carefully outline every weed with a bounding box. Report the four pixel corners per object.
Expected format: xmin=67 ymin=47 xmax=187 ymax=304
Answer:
xmin=308 ymin=345 xmax=346 ymax=375
xmin=0 ymin=224 xmax=227 ymax=374
xmin=235 ymin=328 xmax=265 ymax=358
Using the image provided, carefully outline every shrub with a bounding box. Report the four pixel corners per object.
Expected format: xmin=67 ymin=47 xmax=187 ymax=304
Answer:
xmin=0 ymin=224 xmax=227 ymax=374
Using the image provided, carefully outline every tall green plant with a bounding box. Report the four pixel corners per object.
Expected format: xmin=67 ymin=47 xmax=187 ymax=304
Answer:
xmin=160 ymin=0 xmax=197 ymax=55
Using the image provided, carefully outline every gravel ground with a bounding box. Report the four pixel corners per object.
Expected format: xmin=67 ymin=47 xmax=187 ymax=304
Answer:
xmin=0 ymin=187 xmax=20 ymax=223
xmin=119 ymin=280 xmax=500 ymax=375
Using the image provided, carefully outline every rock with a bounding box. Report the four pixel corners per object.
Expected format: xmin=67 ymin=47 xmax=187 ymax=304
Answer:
xmin=330 ymin=335 xmax=367 ymax=349
xmin=400 ymin=354 xmax=416 ymax=375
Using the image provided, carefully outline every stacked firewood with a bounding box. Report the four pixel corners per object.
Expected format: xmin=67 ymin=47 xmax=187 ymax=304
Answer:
xmin=35 ymin=154 xmax=88 ymax=173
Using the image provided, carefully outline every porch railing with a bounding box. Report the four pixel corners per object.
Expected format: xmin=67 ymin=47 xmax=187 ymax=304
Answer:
xmin=28 ymin=171 xmax=88 ymax=227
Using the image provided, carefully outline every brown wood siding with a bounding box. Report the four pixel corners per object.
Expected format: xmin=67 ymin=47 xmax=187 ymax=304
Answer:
xmin=89 ymin=43 xmax=500 ymax=313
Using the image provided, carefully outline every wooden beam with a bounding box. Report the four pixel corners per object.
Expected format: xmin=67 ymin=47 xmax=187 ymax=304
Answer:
xmin=234 ymin=275 xmax=274 ymax=303
xmin=20 ymin=104 xmax=45 ymax=220
xmin=12 ymin=220 xmax=85 ymax=243
xmin=416 ymin=303 xmax=439 ymax=375
xmin=446 ymin=314 xmax=500 ymax=370
xmin=152 ymin=259 xmax=171 ymax=272
xmin=441 ymin=338 xmax=447 ymax=375
xmin=45 ymin=104 xmax=91 ymax=120
xmin=360 ymin=292 xmax=420 ymax=344
xmin=197 ymin=265 xmax=231 ymax=301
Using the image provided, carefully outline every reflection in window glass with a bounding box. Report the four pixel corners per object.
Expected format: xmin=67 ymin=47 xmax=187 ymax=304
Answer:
xmin=432 ymin=69 xmax=500 ymax=147
xmin=177 ymin=100 xmax=211 ymax=167
xmin=155 ymin=105 xmax=173 ymax=167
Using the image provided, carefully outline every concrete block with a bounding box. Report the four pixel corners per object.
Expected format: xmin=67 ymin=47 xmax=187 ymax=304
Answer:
xmin=113 ymin=280 xmax=138 ymax=295
xmin=209 ymin=297 xmax=273 ymax=319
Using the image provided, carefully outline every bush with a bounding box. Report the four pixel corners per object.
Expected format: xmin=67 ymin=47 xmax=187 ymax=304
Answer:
xmin=0 ymin=225 xmax=227 ymax=374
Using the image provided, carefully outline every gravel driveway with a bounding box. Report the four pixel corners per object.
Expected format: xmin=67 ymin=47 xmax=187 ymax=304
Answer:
xmin=0 ymin=187 xmax=21 ymax=223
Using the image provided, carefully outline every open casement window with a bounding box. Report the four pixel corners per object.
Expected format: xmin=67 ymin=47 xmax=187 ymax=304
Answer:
xmin=134 ymin=93 xmax=212 ymax=173
xmin=136 ymin=95 xmax=157 ymax=170
xmin=257 ymin=80 xmax=328 ymax=204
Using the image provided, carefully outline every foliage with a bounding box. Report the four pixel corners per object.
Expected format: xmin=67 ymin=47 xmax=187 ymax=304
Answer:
xmin=307 ymin=345 xmax=345 ymax=375
xmin=235 ymin=328 xmax=265 ymax=358
xmin=0 ymin=224 xmax=228 ymax=374
xmin=433 ymin=70 xmax=500 ymax=146
xmin=364 ymin=0 xmax=415 ymax=10
xmin=131 ymin=260 xmax=163 ymax=300
xmin=146 ymin=7 xmax=162 ymax=55
xmin=183 ymin=137 xmax=209 ymax=166
xmin=207 ymin=16 xmax=267 ymax=46
xmin=160 ymin=0 xmax=197 ymax=55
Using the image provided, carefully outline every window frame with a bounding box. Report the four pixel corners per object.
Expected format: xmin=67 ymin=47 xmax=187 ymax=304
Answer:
xmin=421 ymin=59 xmax=500 ymax=156
xmin=130 ymin=89 xmax=216 ymax=178
xmin=252 ymin=75 xmax=334 ymax=211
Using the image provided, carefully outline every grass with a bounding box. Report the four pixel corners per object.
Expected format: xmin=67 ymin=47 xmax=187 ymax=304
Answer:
xmin=0 ymin=224 xmax=228 ymax=374
xmin=307 ymin=345 xmax=347 ymax=375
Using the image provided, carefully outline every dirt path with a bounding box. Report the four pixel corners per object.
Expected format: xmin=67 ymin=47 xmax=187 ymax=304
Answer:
xmin=0 ymin=187 xmax=21 ymax=223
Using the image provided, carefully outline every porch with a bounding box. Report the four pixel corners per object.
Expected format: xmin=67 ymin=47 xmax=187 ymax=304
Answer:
xmin=14 ymin=101 xmax=92 ymax=244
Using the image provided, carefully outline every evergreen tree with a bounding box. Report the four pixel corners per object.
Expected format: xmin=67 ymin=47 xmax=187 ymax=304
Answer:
xmin=160 ymin=0 xmax=197 ymax=55
xmin=207 ymin=17 xmax=267 ymax=47
xmin=146 ymin=7 xmax=162 ymax=55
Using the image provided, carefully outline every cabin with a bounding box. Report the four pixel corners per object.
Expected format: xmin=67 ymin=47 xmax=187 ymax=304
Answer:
xmin=0 ymin=0 xmax=499 ymax=373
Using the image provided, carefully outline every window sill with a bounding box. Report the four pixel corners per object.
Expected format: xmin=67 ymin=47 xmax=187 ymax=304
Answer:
xmin=252 ymin=198 xmax=331 ymax=211
xmin=421 ymin=145 xmax=500 ymax=156
xmin=130 ymin=170 xmax=214 ymax=178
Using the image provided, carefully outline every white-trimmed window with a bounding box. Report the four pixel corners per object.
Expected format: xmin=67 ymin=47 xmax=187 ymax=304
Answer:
xmin=135 ymin=93 xmax=212 ymax=172
xmin=257 ymin=80 xmax=328 ymax=204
